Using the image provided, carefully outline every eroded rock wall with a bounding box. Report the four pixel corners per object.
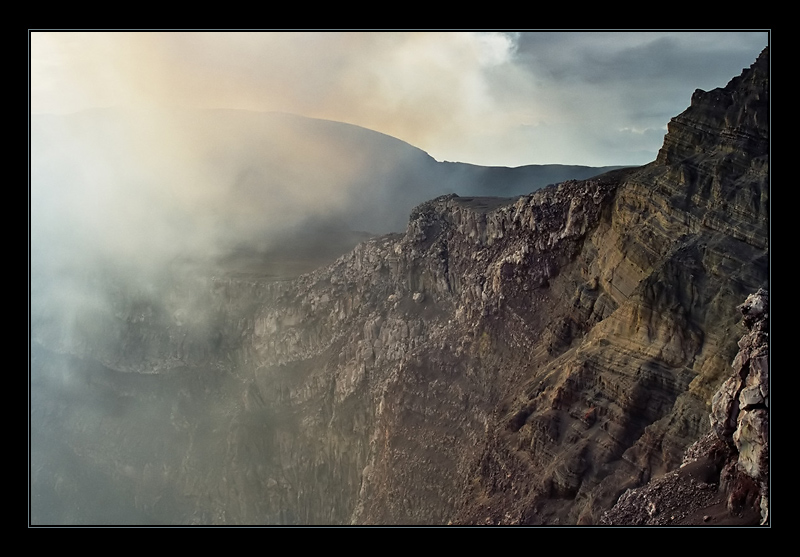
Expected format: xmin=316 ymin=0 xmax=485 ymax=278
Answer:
xmin=600 ymin=289 xmax=769 ymax=526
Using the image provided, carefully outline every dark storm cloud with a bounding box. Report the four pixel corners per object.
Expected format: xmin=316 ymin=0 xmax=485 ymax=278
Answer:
xmin=489 ymin=31 xmax=768 ymax=165
xmin=511 ymin=31 xmax=766 ymax=84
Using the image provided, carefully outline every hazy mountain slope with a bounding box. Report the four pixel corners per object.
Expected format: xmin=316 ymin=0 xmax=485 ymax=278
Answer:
xmin=31 ymin=107 xmax=625 ymax=245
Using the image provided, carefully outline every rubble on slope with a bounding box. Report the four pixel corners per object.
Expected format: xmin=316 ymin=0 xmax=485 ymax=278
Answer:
xmin=601 ymin=289 xmax=769 ymax=526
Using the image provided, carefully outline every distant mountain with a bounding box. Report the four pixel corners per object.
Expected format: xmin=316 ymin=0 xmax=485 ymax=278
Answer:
xmin=434 ymin=161 xmax=627 ymax=198
xmin=30 ymin=108 xmax=627 ymax=256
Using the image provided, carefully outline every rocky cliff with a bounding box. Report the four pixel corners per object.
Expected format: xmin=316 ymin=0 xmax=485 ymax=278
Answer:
xmin=600 ymin=288 xmax=769 ymax=525
xmin=29 ymin=48 xmax=769 ymax=525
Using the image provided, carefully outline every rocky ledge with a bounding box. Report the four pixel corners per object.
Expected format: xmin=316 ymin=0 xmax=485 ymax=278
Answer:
xmin=601 ymin=289 xmax=769 ymax=526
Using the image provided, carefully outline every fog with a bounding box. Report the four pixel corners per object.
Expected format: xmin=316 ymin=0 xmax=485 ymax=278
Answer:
xmin=28 ymin=105 xmax=462 ymax=524
xmin=34 ymin=109 xmax=372 ymax=267
xmin=31 ymin=31 xmax=768 ymax=167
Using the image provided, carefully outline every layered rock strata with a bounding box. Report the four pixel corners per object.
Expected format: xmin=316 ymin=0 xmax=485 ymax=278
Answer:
xmin=600 ymin=289 xmax=768 ymax=526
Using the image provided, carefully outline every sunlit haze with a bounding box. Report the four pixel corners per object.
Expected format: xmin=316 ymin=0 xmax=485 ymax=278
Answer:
xmin=30 ymin=31 xmax=768 ymax=167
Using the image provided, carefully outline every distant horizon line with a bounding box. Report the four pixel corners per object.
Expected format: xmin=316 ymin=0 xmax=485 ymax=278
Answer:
xmin=29 ymin=104 xmax=652 ymax=169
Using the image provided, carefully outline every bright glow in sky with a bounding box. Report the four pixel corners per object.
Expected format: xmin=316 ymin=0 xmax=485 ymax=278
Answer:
xmin=30 ymin=30 xmax=769 ymax=167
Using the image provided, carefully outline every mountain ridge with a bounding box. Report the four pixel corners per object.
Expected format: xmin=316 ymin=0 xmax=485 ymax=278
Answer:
xmin=31 ymin=106 xmax=629 ymax=242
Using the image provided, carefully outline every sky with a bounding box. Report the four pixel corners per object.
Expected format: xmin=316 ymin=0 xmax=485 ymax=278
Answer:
xmin=29 ymin=30 xmax=769 ymax=168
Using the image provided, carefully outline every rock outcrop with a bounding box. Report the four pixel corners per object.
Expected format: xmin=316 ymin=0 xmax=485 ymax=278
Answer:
xmin=29 ymin=48 xmax=769 ymax=525
xmin=600 ymin=288 xmax=768 ymax=525
xmin=713 ymin=288 xmax=769 ymax=522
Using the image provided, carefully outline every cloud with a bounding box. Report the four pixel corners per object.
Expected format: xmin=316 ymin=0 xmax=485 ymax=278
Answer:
xmin=30 ymin=31 xmax=768 ymax=167
xmin=497 ymin=31 xmax=769 ymax=162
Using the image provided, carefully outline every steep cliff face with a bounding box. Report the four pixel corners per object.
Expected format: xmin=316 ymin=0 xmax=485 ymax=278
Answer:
xmin=30 ymin=49 xmax=768 ymax=525
xmin=447 ymin=48 xmax=768 ymax=525
xmin=240 ymin=47 xmax=768 ymax=525
xmin=243 ymin=176 xmax=625 ymax=524
xmin=601 ymin=289 xmax=769 ymax=526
